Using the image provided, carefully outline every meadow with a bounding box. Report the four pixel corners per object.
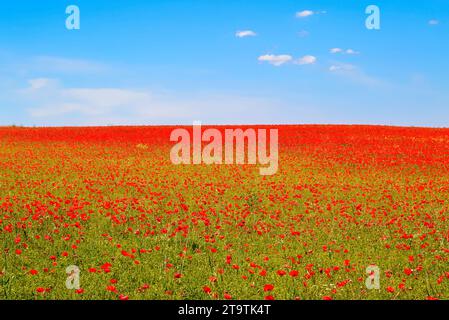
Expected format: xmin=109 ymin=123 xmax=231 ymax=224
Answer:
xmin=1 ymin=125 xmax=449 ymax=300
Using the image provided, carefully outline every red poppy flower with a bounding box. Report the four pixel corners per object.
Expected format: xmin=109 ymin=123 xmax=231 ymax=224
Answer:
xmin=203 ymin=286 xmax=212 ymax=294
xmin=337 ymin=279 xmax=350 ymax=288
xmin=106 ymin=285 xmax=117 ymax=293
xmin=277 ymin=270 xmax=286 ymax=276
xmin=289 ymin=270 xmax=299 ymax=277
xmin=264 ymin=284 xmax=274 ymax=292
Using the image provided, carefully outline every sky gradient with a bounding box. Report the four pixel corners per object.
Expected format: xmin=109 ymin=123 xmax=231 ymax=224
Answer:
xmin=0 ymin=0 xmax=448 ymax=127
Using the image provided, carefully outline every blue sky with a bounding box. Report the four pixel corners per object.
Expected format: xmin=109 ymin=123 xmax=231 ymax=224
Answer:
xmin=0 ymin=0 xmax=448 ymax=126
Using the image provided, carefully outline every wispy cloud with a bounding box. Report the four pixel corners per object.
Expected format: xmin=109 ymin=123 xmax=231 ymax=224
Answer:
xmin=258 ymin=54 xmax=293 ymax=66
xmin=20 ymin=78 xmax=281 ymax=125
xmin=258 ymin=54 xmax=317 ymax=67
xmin=428 ymin=19 xmax=439 ymax=25
xmin=23 ymin=79 xmax=152 ymax=117
xmin=330 ymin=48 xmax=360 ymax=55
xmin=295 ymin=55 xmax=317 ymax=65
xmin=28 ymin=78 xmax=55 ymax=90
xmin=235 ymin=30 xmax=257 ymax=38
xmin=328 ymin=63 xmax=384 ymax=87
xmin=329 ymin=64 xmax=356 ymax=72
xmin=345 ymin=49 xmax=359 ymax=55
xmin=296 ymin=10 xmax=326 ymax=18
xmin=330 ymin=48 xmax=343 ymax=54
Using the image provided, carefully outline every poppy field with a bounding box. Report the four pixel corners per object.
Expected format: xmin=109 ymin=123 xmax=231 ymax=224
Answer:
xmin=1 ymin=125 xmax=449 ymax=300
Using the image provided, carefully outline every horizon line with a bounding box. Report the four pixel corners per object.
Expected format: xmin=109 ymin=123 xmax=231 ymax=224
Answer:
xmin=1 ymin=123 xmax=449 ymax=130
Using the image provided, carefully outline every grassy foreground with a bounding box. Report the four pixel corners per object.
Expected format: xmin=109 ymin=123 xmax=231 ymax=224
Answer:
xmin=1 ymin=125 xmax=449 ymax=300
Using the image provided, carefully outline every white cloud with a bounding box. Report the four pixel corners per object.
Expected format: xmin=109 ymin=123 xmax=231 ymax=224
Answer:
xmin=329 ymin=64 xmax=356 ymax=72
xmin=296 ymin=55 xmax=317 ymax=65
xmin=296 ymin=10 xmax=326 ymax=18
xmin=296 ymin=10 xmax=314 ymax=18
xmin=330 ymin=48 xmax=359 ymax=55
xmin=258 ymin=54 xmax=293 ymax=66
xmin=345 ymin=49 xmax=359 ymax=55
xmin=258 ymin=54 xmax=316 ymax=67
xmin=429 ymin=19 xmax=439 ymax=25
xmin=235 ymin=30 xmax=257 ymax=38
xmin=330 ymin=48 xmax=343 ymax=54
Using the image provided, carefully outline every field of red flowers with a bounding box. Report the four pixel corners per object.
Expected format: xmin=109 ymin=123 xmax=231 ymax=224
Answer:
xmin=1 ymin=125 xmax=449 ymax=300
